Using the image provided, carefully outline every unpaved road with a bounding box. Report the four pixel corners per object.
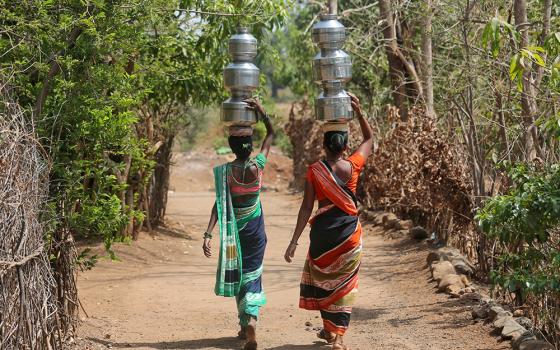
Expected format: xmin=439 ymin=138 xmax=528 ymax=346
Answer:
xmin=74 ymin=152 xmax=508 ymax=350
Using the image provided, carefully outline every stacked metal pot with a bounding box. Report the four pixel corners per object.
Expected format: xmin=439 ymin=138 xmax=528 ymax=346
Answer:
xmin=312 ymin=13 xmax=353 ymax=123
xmin=221 ymin=28 xmax=260 ymax=127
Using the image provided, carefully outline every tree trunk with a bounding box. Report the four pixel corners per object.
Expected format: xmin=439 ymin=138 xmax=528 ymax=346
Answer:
xmin=535 ymin=0 xmax=552 ymax=88
xmin=378 ymin=0 xmax=409 ymax=120
xmin=148 ymin=133 xmax=174 ymax=227
xmin=421 ymin=0 xmax=435 ymax=117
xmin=514 ymin=0 xmax=542 ymax=161
xmin=328 ymin=0 xmax=337 ymax=15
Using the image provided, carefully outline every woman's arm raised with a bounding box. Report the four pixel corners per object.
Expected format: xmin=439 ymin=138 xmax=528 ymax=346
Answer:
xmin=245 ymin=98 xmax=275 ymax=158
xmin=348 ymin=92 xmax=373 ymax=159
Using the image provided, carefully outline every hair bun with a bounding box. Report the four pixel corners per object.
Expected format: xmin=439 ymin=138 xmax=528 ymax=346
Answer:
xmin=324 ymin=131 xmax=348 ymax=153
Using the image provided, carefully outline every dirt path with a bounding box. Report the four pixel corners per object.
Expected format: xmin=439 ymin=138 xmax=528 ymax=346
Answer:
xmin=74 ymin=152 xmax=508 ymax=350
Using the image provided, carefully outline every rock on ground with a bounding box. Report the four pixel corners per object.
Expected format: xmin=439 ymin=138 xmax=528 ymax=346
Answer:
xmin=409 ymin=226 xmax=429 ymax=240
xmin=438 ymin=274 xmax=469 ymax=292
xmin=431 ymin=261 xmax=456 ymax=282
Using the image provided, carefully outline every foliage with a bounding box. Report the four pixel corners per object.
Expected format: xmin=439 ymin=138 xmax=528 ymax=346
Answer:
xmin=1 ymin=0 xmax=289 ymax=250
xmin=477 ymin=163 xmax=560 ymax=342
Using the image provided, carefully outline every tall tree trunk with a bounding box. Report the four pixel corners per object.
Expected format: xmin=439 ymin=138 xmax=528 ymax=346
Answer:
xmin=514 ymin=0 xmax=542 ymax=161
xmin=378 ymin=0 xmax=409 ymax=120
xmin=328 ymin=0 xmax=337 ymax=15
xmin=535 ymin=0 xmax=552 ymax=88
xmin=421 ymin=0 xmax=435 ymax=117
xmin=148 ymin=133 xmax=174 ymax=227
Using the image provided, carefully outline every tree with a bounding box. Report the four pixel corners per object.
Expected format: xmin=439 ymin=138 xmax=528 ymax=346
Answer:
xmin=1 ymin=0 xmax=289 ymax=344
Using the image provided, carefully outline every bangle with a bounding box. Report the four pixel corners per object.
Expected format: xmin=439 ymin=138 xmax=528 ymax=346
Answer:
xmin=290 ymin=241 xmax=298 ymax=246
xmin=203 ymin=232 xmax=213 ymax=239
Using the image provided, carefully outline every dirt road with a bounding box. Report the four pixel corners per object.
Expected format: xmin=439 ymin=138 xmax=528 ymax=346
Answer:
xmin=74 ymin=151 xmax=508 ymax=350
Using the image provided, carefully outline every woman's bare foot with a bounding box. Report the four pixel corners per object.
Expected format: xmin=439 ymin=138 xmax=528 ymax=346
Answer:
xmin=243 ymin=341 xmax=257 ymax=350
xmin=332 ymin=335 xmax=349 ymax=350
xmin=244 ymin=317 xmax=257 ymax=350
xmin=317 ymin=329 xmax=336 ymax=344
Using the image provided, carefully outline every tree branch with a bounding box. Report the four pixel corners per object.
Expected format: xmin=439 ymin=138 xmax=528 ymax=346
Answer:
xmin=33 ymin=26 xmax=84 ymax=120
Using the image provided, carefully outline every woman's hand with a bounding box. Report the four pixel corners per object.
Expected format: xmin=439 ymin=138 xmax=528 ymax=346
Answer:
xmin=244 ymin=98 xmax=266 ymax=117
xmin=202 ymin=238 xmax=212 ymax=258
xmin=347 ymin=92 xmax=364 ymax=118
xmin=284 ymin=242 xmax=297 ymax=263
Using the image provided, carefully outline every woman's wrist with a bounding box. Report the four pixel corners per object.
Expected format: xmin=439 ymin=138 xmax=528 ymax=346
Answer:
xmin=203 ymin=231 xmax=213 ymax=239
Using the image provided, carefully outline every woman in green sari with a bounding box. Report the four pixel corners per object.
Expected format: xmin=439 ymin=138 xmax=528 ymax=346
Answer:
xmin=202 ymin=98 xmax=274 ymax=350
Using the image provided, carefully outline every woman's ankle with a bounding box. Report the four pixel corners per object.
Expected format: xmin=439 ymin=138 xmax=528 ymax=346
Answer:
xmin=334 ymin=335 xmax=343 ymax=344
xmin=246 ymin=317 xmax=257 ymax=342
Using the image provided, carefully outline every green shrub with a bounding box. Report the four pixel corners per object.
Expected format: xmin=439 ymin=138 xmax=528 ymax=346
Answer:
xmin=476 ymin=163 xmax=560 ymax=341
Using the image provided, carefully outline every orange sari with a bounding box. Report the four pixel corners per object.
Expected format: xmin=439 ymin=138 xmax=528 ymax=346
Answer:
xmin=300 ymin=154 xmax=365 ymax=335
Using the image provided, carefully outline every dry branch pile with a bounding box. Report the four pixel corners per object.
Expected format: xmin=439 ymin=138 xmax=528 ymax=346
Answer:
xmin=285 ymin=100 xmax=322 ymax=190
xmin=361 ymin=106 xmax=475 ymax=255
xmin=0 ymin=99 xmax=72 ymax=349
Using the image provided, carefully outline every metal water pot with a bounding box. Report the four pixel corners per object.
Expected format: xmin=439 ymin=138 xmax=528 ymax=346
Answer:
xmin=222 ymin=96 xmax=258 ymax=126
xmin=223 ymin=62 xmax=260 ymax=93
xmin=312 ymin=14 xmax=346 ymax=50
xmin=315 ymin=90 xmax=353 ymax=122
xmin=312 ymin=49 xmax=352 ymax=83
xmin=228 ymin=28 xmax=258 ymax=62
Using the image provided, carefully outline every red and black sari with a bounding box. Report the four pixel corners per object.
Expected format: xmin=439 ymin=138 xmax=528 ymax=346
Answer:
xmin=300 ymin=153 xmax=365 ymax=336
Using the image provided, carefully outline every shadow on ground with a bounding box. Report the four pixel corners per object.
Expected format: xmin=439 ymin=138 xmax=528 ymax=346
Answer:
xmin=88 ymin=336 xmax=244 ymax=349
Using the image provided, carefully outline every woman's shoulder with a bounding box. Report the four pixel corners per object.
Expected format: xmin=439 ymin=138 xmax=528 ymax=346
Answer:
xmin=347 ymin=151 xmax=366 ymax=169
xmin=253 ymin=152 xmax=267 ymax=169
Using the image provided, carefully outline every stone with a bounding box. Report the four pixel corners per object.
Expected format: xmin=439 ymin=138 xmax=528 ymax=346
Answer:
xmin=501 ymin=318 xmax=526 ymax=339
xmin=451 ymin=257 xmax=474 ymax=276
xmin=446 ymin=284 xmax=462 ymax=298
xmin=518 ymin=340 xmax=555 ymax=350
xmin=373 ymin=213 xmax=385 ymax=226
xmin=398 ymin=229 xmax=409 ymax=237
xmin=512 ymin=332 xmax=538 ymax=350
xmin=409 ymin=226 xmax=429 ymax=240
xmin=460 ymin=292 xmax=482 ymax=302
xmin=494 ymin=315 xmax=514 ymax=328
xmin=382 ymin=213 xmax=399 ymax=229
xmin=438 ymin=274 xmax=469 ymax=292
xmin=515 ymin=317 xmax=534 ymax=330
xmin=488 ymin=306 xmax=512 ymax=321
xmin=431 ymin=261 xmax=456 ymax=282
xmin=427 ymin=251 xmax=442 ymax=266
xmin=471 ymin=305 xmax=489 ymax=319
xmin=437 ymin=247 xmax=462 ymax=261
xmin=461 ymin=286 xmax=477 ymax=294
xmin=509 ymin=331 xmax=527 ymax=342
xmin=397 ymin=219 xmax=414 ymax=231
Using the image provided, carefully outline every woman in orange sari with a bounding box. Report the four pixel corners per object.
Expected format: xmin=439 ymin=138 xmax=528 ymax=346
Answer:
xmin=284 ymin=93 xmax=373 ymax=350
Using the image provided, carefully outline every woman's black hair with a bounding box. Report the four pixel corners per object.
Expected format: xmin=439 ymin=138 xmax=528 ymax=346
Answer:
xmin=228 ymin=135 xmax=253 ymax=160
xmin=324 ymin=131 xmax=348 ymax=154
